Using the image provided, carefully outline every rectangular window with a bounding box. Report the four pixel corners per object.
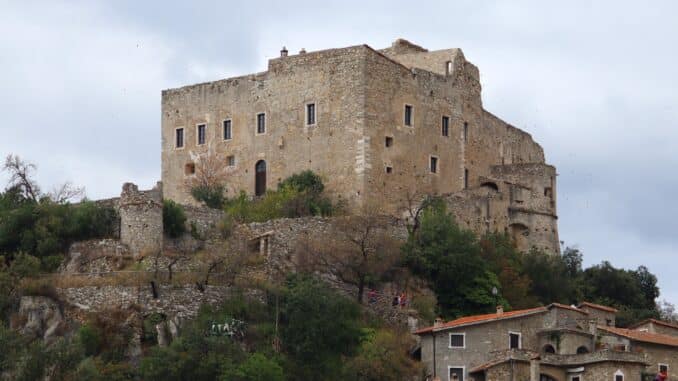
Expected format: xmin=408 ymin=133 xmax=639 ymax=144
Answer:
xmin=615 ymin=375 xmax=623 ymax=381
xmin=404 ymin=105 xmax=413 ymax=126
xmin=463 ymin=122 xmax=468 ymax=142
xmin=223 ymin=120 xmax=232 ymax=140
xmin=385 ymin=166 xmax=393 ymax=174
xmin=175 ymin=128 xmax=184 ymax=148
xmin=227 ymin=155 xmax=235 ymax=167
xmin=449 ymin=333 xmax=465 ymax=348
xmin=509 ymin=332 xmax=521 ymax=349
xmin=385 ymin=136 xmax=393 ymax=147
xmin=570 ymin=377 xmax=581 ymax=381
xmin=257 ymin=113 xmax=266 ymax=134
xmin=430 ymin=156 xmax=438 ymax=174
xmin=442 ymin=116 xmax=450 ymax=137
xmin=197 ymin=124 xmax=206 ymax=145
xmin=659 ymin=364 xmax=668 ymax=373
xmin=449 ymin=367 xmax=464 ymax=381
xmin=464 ymin=169 xmax=469 ymax=189
xmin=306 ymin=103 xmax=316 ymax=125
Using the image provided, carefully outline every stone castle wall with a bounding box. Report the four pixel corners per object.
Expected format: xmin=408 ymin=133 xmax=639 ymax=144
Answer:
xmin=119 ymin=182 xmax=163 ymax=257
xmin=160 ymin=38 xmax=560 ymax=252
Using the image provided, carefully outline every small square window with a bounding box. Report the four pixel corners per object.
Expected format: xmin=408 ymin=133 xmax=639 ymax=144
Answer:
xmin=442 ymin=116 xmax=450 ymax=137
xmin=659 ymin=364 xmax=668 ymax=373
xmin=404 ymin=105 xmax=413 ymax=126
xmin=197 ymin=124 xmax=206 ymax=145
xmin=175 ymin=128 xmax=184 ymax=148
xmin=184 ymin=162 xmax=195 ymax=175
xmin=449 ymin=333 xmax=464 ymax=348
xmin=227 ymin=155 xmax=235 ymax=167
xmin=223 ymin=120 xmax=232 ymax=140
xmin=385 ymin=166 xmax=393 ymax=174
xmin=257 ymin=113 xmax=266 ymax=134
xmin=570 ymin=377 xmax=580 ymax=381
xmin=306 ymin=103 xmax=316 ymax=125
xmin=385 ymin=136 xmax=393 ymax=147
xmin=430 ymin=156 xmax=438 ymax=174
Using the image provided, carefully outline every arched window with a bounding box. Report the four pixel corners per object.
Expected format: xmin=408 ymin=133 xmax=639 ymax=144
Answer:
xmin=255 ymin=160 xmax=267 ymax=196
xmin=576 ymin=345 xmax=589 ymax=354
xmin=480 ymin=181 xmax=499 ymax=192
xmin=543 ymin=344 xmax=556 ymax=354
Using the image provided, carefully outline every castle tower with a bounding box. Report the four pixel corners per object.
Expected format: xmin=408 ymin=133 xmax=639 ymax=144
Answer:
xmin=119 ymin=182 xmax=163 ymax=257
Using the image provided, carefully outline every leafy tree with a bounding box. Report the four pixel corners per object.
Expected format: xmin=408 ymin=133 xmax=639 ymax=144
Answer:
xmin=222 ymin=353 xmax=284 ymax=381
xmin=281 ymin=276 xmax=362 ymax=380
xmin=342 ymin=329 xmax=421 ymax=381
xmin=403 ymin=201 xmax=503 ymax=317
xmin=163 ymin=200 xmax=187 ymax=238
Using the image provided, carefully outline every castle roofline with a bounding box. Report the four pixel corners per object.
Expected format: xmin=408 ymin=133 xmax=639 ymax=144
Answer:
xmin=628 ymin=318 xmax=678 ymax=330
xmin=162 ymin=39 xmax=468 ymax=95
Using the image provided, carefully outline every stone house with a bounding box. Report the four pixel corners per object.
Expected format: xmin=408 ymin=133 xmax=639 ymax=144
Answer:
xmin=161 ymin=38 xmax=560 ymax=253
xmin=414 ymin=302 xmax=678 ymax=381
xmin=627 ymin=318 xmax=678 ymax=336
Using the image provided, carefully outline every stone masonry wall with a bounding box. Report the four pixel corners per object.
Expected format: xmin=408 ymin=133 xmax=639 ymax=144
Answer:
xmin=119 ymin=182 xmax=163 ymax=257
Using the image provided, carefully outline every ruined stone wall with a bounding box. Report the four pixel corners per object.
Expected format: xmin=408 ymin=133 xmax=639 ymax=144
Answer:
xmin=61 ymin=284 xmax=231 ymax=321
xmin=161 ymin=46 xmax=369 ymax=211
xmin=119 ymin=182 xmax=163 ymax=257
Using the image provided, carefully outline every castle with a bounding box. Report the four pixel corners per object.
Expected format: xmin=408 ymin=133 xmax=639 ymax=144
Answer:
xmin=161 ymin=39 xmax=559 ymax=253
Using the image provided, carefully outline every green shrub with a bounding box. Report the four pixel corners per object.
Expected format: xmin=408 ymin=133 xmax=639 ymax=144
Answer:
xmin=191 ymin=185 xmax=226 ymax=209
xmin=163 ymin=200 xmax=186 ymax=238
xmin=77 ymin=324 xmax=101 ymax=357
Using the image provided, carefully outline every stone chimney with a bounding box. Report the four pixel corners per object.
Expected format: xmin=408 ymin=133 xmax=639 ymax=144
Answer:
xmin=299 ymin=48 xmax=306 ymax=54
xmin=280 ymin=46 xmax=288 ymax=57
xmin=434 ymin=317 xmax=444 ymax=328
xmin=496 ymin=305 xmax=504 ymax=315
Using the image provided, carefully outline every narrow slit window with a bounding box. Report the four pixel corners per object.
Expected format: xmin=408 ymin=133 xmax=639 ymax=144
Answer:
xmin=197 ymin=124 xmax=206 ymax=145
xmin=175 ymin=128 xmax=184 ymax=148
xmin=257 ymin=113 xmax=266 ymax=134
xmin=463 ymin=122 xmax=468 ymax=142
xmin=404 ymin=105 xmax=413 ymax=126
xmin=306 ymin=103 xmax=316 ymax=125
xmin=442 ymin=116 xmax=450 ymax=137
xmin=464 ymin=168 xmax=469 ymax=189
xmin=430 ymin=156 xmax=438 ymax=174
xmin=223 ymin=120 xmax=232 ymax=140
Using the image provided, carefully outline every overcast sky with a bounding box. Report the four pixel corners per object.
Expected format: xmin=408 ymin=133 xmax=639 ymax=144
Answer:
xmin=1 ymin=1 xmax=676 ymax=303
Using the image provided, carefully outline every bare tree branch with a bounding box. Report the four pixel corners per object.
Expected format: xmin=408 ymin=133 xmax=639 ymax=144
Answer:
xmin=48 ymin=181 xmax=85 ymax=204
xmin=3 ymin=154 xmax=40 ymax=202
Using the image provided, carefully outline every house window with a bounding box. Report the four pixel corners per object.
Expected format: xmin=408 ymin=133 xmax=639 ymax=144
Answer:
xmin=306 ymin=103 xmax=316 ymax=126
xmin=385 ymin=136 xmax=393 ymax=147
xmin=570 ymin=376 xmax=581 ymax=381
xmin=614 ymin=370 xmax=624 ymax=381
xmin=257 ymin=113 xmax=266 ymax=134
xmin=442 ymin=116 xmax=450 ymax=137
xmin=404 ymin=104 xmax=413 ymax=126
xmin=659 ymin=364 xmax=669 ymax=374
xmin=463 ymin=122 xmax=468 ymax=142
xmin=227 ymin=155 xmax=235 ymax=167
xmin=449 ymin=367 xmax=464 ymax=381
xmin=175 ymin=128 xmax=184 ymax=148
xmin=184 ymin=163 xmax=195 ymax=175
xmin=385 ymin=166 xmax=393 ymax=174
xmin=197 ymin=124 xmax=206 ymax=145
xmin=430 ymin=156 xmax=438 ymax=174
xmin=449 ymin=333 xmax=465 ymax=348
xmin=223 ymin=120 xmax=232 ymax=140
xmin=509 ymin=331 xmax=521 ymax=349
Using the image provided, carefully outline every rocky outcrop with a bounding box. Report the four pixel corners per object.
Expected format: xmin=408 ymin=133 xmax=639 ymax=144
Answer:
xmin=11 ymin=296 xmax=65 ymax=343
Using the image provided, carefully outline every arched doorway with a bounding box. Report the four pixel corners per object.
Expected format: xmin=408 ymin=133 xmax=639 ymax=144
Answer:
xmin=255 ymin=160 xmax=266 ymax=196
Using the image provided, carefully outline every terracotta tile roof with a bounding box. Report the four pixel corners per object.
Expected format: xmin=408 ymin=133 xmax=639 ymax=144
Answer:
xmin=599 ymin=326 xmax=678 ymax=347
xmin=415 ymin=307 xmax=547 ymax=335
xmin=578 ymin=301 xmax=618 ymax=313
xmin=548 ymin=303 xmax=589 ymax=315
xmin=629 ymin=318 xmax=678 ymax=331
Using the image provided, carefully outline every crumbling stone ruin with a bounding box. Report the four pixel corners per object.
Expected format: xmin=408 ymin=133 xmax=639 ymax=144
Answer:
xmin=161 ymin=38 xmax=559 ymax=253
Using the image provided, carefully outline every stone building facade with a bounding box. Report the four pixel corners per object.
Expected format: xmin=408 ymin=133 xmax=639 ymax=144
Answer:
xmin=160 ymin=38 xmax=559 ymax=253
xmin=414 ymin=302 xmax=678 ymax=381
